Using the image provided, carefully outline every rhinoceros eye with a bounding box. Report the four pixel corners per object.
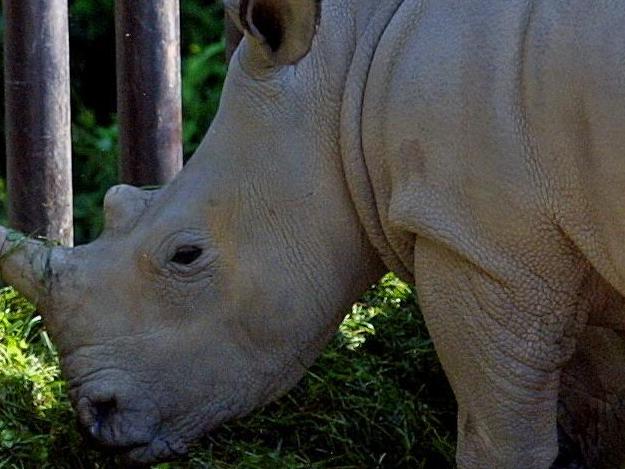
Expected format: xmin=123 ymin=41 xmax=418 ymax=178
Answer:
xmin=170 ymin=245 xmax=203 ymax=265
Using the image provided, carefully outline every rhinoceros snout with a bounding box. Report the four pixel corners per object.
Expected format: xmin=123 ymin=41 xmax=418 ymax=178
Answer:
xmin=75 ymin=386 xmax=169 ymax=462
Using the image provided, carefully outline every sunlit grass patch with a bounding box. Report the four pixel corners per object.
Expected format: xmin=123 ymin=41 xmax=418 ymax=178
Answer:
xmin=0 ymin=288 xmax=104 ymax=467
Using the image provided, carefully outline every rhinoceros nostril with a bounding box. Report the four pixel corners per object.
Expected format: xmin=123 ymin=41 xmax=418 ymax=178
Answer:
xmin=92 ymin=397 xmax=117 ymax=432
xmin=77 ymin=394 xmax=119 ymax=443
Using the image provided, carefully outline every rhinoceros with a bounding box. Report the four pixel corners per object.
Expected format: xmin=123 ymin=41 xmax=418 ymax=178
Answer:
xmin=1 ymin=0 xmax=625 ymax=467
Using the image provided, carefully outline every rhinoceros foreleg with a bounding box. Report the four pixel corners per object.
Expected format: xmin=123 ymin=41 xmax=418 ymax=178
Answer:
xmin=412 ymin=239 xmax=587 ymax=469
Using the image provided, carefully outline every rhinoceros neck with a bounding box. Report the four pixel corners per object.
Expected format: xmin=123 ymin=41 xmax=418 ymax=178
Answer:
xmin=340 ymin=0 xmax=415 ymax=282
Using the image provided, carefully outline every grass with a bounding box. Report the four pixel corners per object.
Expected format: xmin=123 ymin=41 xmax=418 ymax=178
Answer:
xmin=0 ymin=274 xmax=457 ymax=468
xmin=0 ymin=289 xmax=101 ymax=468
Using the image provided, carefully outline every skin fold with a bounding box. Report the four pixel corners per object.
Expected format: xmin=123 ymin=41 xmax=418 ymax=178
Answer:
xmin=1 ymin=0 xmax=625 ymax=467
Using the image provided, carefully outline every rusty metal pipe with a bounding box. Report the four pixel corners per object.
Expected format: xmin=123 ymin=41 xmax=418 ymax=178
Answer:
xmin=115 ymin=0 xmax=183 ymax=186
xmin=3 ymin=0 xmax=74 ymax=246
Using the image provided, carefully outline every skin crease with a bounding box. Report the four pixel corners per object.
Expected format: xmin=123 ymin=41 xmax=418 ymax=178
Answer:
xmin=1 ymin=0 xmax=625 ymax=467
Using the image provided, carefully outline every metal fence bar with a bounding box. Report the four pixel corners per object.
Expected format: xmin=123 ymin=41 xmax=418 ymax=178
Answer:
xmin=3 ymin=0 xmax=74 ymax=246
xmin=115 ymin=0 xmax=183 ymax=186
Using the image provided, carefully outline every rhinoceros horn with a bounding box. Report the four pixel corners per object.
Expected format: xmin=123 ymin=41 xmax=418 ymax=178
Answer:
xmin=0 ymin=226 xmax=65 ymax=306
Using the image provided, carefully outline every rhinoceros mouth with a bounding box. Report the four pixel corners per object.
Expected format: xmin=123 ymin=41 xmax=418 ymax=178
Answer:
xmin=116 ymin=435 xmax=189 ymax=465
xmin=80 ymin=428 xmax=149 ymax=456
xmin=78 ymin=419 xmax=188 ymax=465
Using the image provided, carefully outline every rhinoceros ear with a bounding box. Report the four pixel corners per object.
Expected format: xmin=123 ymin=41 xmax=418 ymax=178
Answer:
xmin=225 ymin=0 xmax=321 ymax=66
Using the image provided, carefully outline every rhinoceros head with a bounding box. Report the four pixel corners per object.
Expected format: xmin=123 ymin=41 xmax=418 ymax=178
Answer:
xmin=0 ymin=0 xmax=384 ymax=463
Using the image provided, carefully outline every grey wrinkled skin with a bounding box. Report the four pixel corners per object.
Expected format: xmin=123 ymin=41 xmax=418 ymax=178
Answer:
xmin=2 ymin=0 xmax=625 ymax=467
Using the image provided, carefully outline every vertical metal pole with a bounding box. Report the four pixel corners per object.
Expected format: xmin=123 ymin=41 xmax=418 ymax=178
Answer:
xmin=3 ymin=0 xmax=74 ymax=246
xmin=225 ymin=13 xmax=243 ymax=64
xmin=115 ymin=0 xmax=183 ymax=186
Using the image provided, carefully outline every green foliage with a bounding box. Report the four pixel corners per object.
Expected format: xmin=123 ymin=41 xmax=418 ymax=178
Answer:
xmin=72 ymin=109 xmax=119 ymax=243
xmin=0 ymin=276 xmax=456 ymax=468
xmin=182 ymin=41 xmax=227 ymax=156
xmin=70 ymin=0 xmax=115 ymax=41
xmin=179 ymin=1 xmax=228 ymax=156
xmin=0 ymin=288 xmax=105 ymax=468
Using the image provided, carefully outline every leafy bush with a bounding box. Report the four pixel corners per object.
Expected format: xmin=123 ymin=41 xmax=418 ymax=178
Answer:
xmin=0 ymin=288 xmax=104 ymax=467
xmin=72 ymin=110 xmax=119 ymax=243
xmin=0 ymin=276 xmax=456 ymax=468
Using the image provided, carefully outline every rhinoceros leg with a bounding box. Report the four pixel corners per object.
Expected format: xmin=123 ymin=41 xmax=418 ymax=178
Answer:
xmin=412 ymin=240 xmax=587 ymax=469
xmin=558 ymin=326 xmax=625 ymax=469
